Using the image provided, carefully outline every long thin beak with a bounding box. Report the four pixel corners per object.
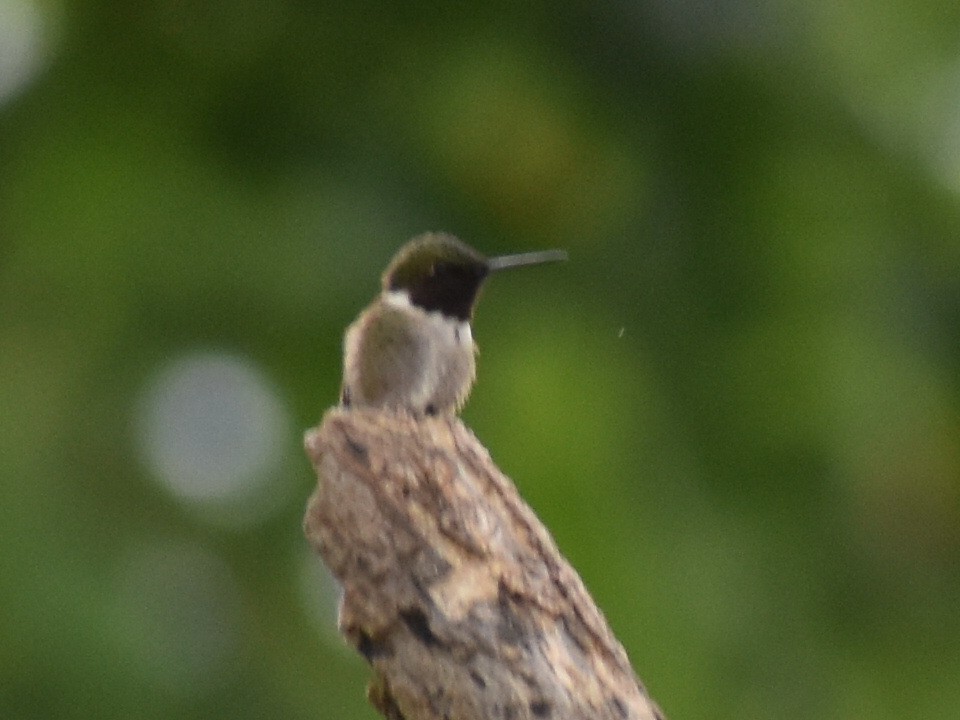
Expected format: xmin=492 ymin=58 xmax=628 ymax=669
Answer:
xmin=486 ymin=249 xmax=568 ymax=273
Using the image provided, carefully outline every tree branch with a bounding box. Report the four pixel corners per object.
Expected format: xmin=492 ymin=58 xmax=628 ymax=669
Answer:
xmin=303 ymin=407 xmax=664 ymax=720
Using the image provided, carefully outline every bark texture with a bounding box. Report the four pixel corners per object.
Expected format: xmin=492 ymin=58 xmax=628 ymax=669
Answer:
xmin=303 ymin=408 xmax=664 ymax=720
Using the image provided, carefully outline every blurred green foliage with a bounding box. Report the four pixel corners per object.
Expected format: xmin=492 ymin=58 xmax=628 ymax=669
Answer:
xmin=2 ymin=1 xmax=960 ymax=719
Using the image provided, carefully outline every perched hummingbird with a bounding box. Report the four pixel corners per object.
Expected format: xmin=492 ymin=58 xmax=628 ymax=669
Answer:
xmin=340 ymin=232 xmax=566 ymax=416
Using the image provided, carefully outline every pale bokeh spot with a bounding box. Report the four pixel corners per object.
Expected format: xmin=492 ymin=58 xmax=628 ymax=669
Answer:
xmin=0 ymin=0 xmax=53 ymax=105
xmin=136 ymin=351 xmax=294 ymax=527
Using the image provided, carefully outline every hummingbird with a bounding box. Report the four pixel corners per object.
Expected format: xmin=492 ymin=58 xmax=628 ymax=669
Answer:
xmin=340 ymin=232 xmax=566 ymax=416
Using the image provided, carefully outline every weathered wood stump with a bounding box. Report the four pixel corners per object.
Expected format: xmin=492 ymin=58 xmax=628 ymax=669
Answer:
xmin=303 ymin=408 xmax=664 ymax=720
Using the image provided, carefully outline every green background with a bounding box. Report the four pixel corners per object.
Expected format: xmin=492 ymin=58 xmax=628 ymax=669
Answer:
xmin=2 ymin=2 xmax=959 ymax=718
